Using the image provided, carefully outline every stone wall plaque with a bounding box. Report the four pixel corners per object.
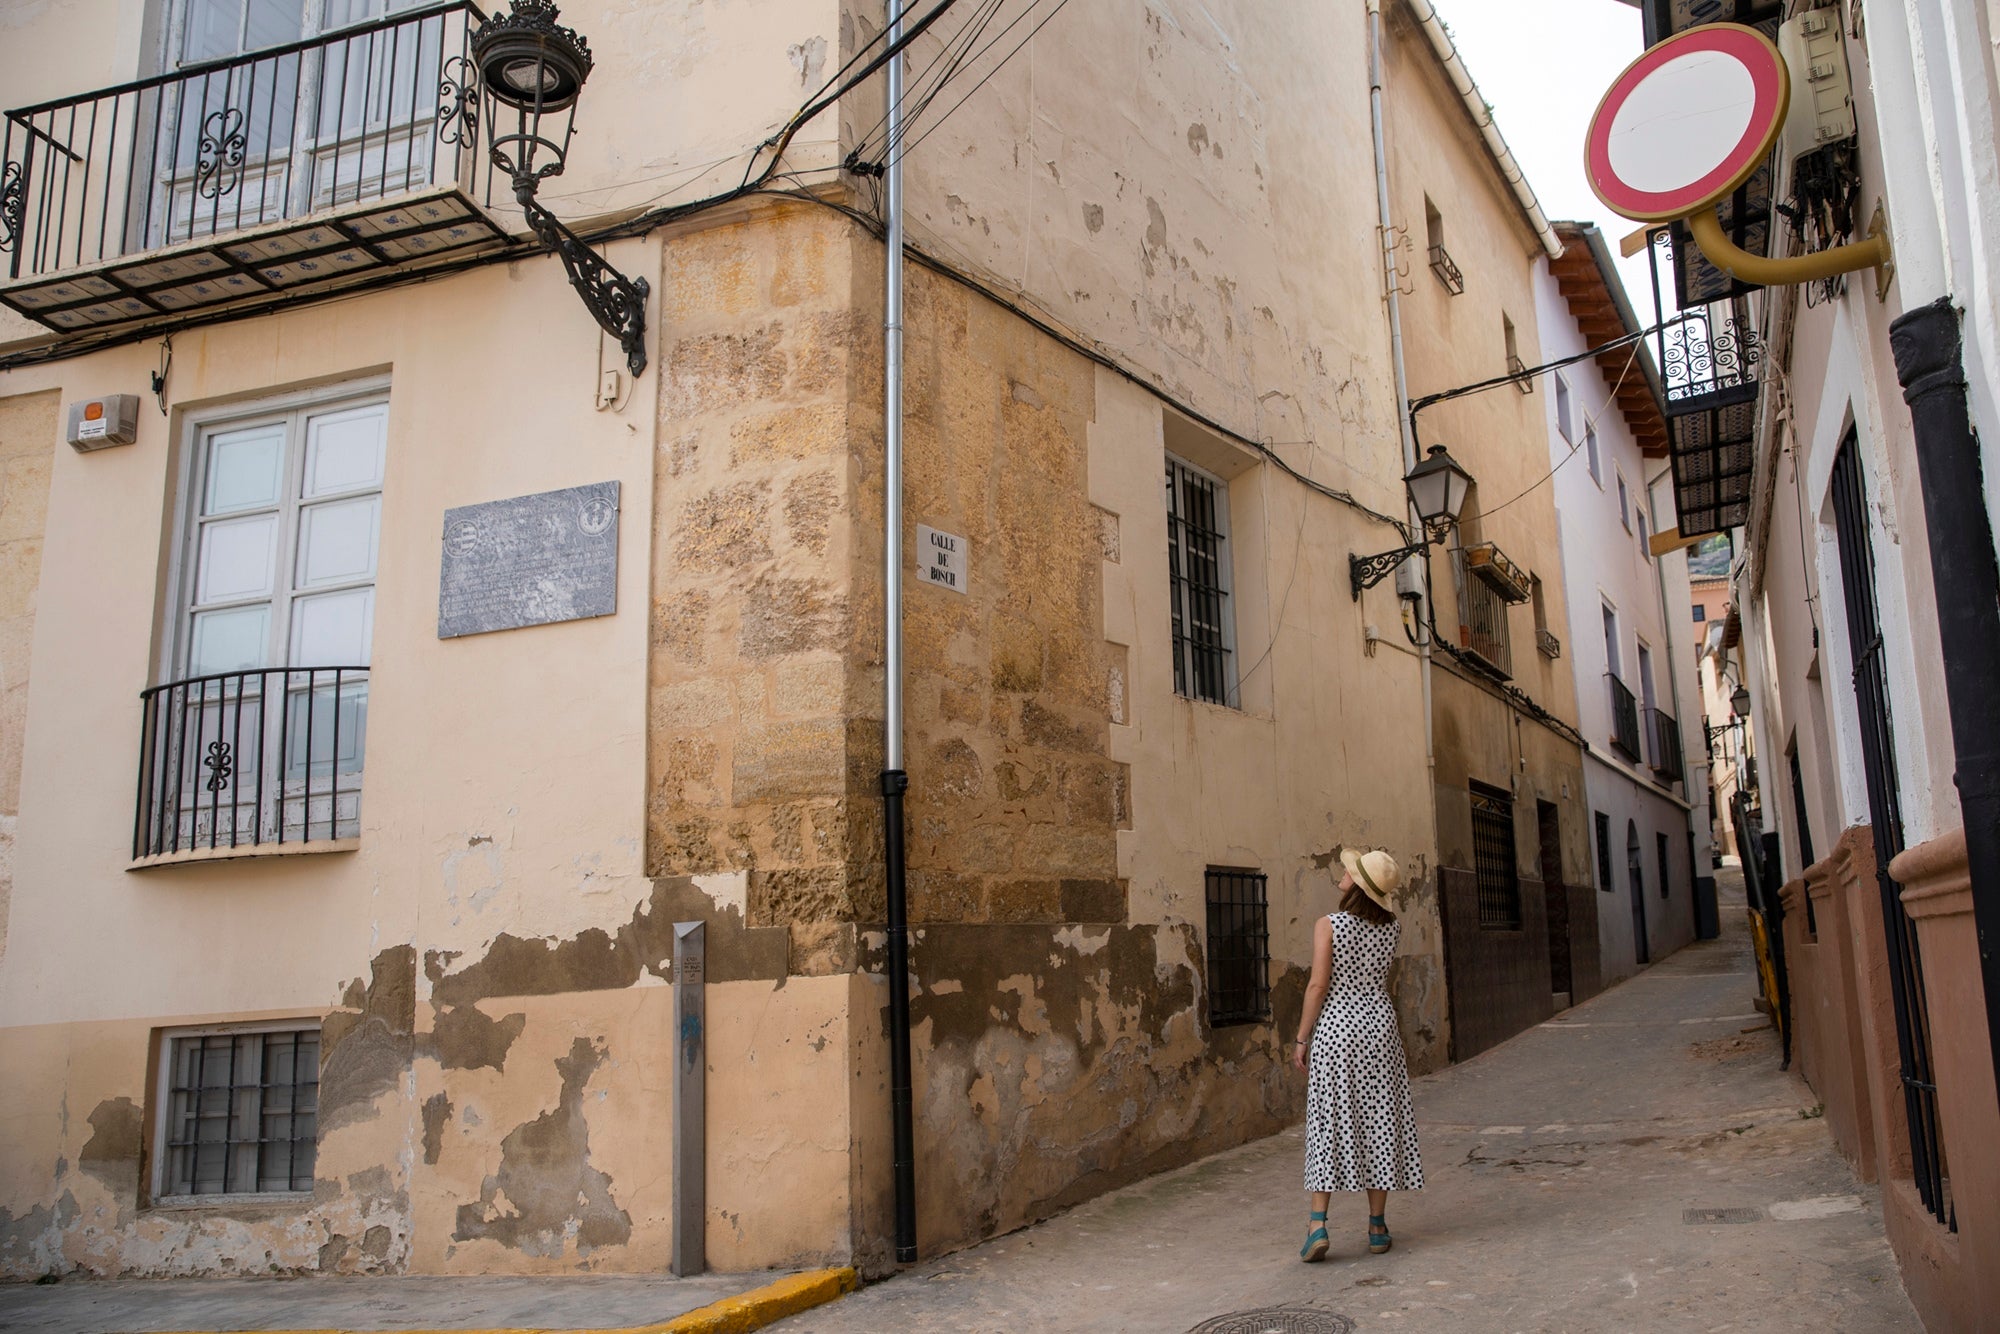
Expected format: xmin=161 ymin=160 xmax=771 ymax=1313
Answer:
xmin=438 ymin=481 xmax=620 ymax=638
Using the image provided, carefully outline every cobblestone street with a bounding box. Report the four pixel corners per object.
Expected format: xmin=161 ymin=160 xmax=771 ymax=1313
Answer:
xmin=776 ymin=870 xmax=1921 ymax=1334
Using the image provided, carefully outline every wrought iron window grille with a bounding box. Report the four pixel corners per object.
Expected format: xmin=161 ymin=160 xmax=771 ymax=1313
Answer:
xmin=1507 ymin=354 xmax=1535 ymax=393
xmin=1594 ymin=810 xmax=1613 ymax=894
xmin=159 ymin=1026 xmax=319 ymax=1200
xmin=1469 ymin=785 xmax=1522 ymax=931
xmin=1166 ymin=456 xmax=1234 ymax=705
xmin=1204 ymin=867 xmax=1270 ymax=1026
xmin=1454 ymin=549 xmax=1513 ymax=680
xmin=1536 ymin=627 xmax=1561 ymax=660
xmin=1829 ymin=432 xmax=1953 ymax=1228
xmin=134 ymin=666 xmax=367 ymax=860
xmin=1427 ymin=242 xmax=1464 ymax=295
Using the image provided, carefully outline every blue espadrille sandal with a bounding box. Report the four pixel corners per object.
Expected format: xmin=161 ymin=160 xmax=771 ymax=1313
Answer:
xmin=1368 ymin=1214 xmax=1393 ymax=1254
xmin=1300 ymin=1210 xmax=1330 ymax=1263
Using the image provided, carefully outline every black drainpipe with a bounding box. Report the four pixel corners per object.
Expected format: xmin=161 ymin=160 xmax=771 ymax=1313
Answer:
xmin=1890 ymin=296 xmax=2000 ymax=1111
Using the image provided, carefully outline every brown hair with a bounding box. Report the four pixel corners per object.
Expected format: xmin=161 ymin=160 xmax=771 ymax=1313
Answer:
xmin=1340 ymin=882 xmax=1396 ymax=926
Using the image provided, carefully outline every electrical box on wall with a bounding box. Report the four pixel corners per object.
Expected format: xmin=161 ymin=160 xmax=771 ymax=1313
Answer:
xmin=66 ymin=395 xmax=140 ymax=451
xmin=1779 ymin=9 xmax=1858 ymax=160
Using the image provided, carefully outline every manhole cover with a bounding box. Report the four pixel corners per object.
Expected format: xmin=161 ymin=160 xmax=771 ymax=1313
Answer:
xmin=1683 ymin=1206 xmax=1766 ymax=1224
xmin=1188 ymin=1310 xmax=1356 ymax=1334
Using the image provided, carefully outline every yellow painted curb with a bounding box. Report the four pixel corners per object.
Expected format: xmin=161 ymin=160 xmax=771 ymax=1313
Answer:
xmin=166 ymin=1266 xmax=861 ymax=1334
xmin=647 ymin=1267 xmax=860 ymax=1334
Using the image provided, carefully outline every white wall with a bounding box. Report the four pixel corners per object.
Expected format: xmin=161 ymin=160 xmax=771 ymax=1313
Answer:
xmin=1534 ymin=254 xmax=1698 ymax=979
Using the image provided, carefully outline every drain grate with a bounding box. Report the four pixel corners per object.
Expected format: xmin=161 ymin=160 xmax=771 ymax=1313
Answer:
xmin=1683 ymin=1206 xmax=1766 ymax=1224
xmin=1188 ymin=1310 xmax=1356 ymax=1334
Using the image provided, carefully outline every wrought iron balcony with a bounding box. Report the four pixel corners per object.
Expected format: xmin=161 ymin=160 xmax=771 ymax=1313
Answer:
xmin=1427 ymin=242 xmax=1464 ymax=295
xmin=2 ymin=3 xmax=505 ymax=334
xmin=134 ymin=666 xmax=367 ymax=861
xmin=1607 ymin=674 xmax=1642 ymax=761
xmin=1536 ymin=628 xmax=1561 ymax=660
xmin=1455 ymin=551 xmax=1513 ymax=680
xmin=1507 ymin=354 xmax=1534 ymax=394
xmin=1646 ymin=227 xmax=1763 ymax=539
xmin=1648 ymin=707 xmax=1684 ymax=783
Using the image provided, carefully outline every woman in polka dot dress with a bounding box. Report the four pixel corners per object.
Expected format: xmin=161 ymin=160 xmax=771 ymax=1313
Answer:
xmin=1290 ymin=847 xmax=1423 ymax=1262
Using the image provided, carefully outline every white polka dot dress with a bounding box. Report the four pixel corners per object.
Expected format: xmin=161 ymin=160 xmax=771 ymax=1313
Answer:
xmin=1304 ymin=912 xmax=1424 ymax=1193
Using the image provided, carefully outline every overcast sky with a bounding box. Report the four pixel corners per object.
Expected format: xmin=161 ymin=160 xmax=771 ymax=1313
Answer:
xmin=1431 ymin=0 xmax=1665 ymax=317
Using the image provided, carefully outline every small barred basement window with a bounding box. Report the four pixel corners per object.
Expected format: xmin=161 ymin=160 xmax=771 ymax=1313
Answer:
xmin=156 ymin=1025 xmax=319 ymax=1200
xmin=1205 ymin=866 xmax=1271 ymax=1026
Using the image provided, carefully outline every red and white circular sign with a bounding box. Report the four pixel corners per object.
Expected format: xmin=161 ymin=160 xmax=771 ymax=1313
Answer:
xmin=1585 ymin=23 xmax=1791 ymax=224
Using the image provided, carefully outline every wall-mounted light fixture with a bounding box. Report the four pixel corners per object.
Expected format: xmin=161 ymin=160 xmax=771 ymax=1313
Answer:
xmin=1349 ymin=444 xmax=1475 ymax=600
xmin=1731 ymin=685 xmax=1752 ymax=719
xmin=467 ymin=0 xmax=650 ymax=374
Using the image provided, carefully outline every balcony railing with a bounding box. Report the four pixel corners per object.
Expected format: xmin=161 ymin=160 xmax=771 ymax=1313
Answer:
xmin=1608 ymin=674 xmax=1642 ymax=761
xmin=134 ymin=666 xmax=367 ymax=860
xmin=1648 ymin=707 xmax=1684 ymax=783
xmin=1455 ymin=552 xmax=1513 ymax=679
xmin=2 ymin=3 xmax=503 ymax=332
xmin=1428 ymin=242 xmax=1464 ymax=295
xmin=1536 ymin=628 xmax=1561 ymax=659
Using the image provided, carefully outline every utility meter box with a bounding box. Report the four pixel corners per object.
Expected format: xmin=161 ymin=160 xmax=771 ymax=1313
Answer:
xmin=1779 ymin=10 xmax=1858 ymax=159
xmin=66 ymin=394 xmax=140 ymax=451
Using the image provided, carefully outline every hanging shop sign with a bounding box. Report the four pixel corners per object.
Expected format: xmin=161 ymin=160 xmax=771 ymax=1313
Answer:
xmin=1584 ymin=22 xmax=1889 ymax=290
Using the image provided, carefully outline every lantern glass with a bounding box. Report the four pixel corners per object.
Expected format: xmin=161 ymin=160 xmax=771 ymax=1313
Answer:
xmin=1731 ymin=686 xmax=1751 ymax=717
xmin=1404 ymin=444 xmax=1474 ymax=526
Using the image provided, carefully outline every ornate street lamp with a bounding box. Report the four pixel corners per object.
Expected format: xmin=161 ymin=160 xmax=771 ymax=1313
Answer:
xmin=465 ymin=0 xmax=649 ymax=374
xmin=1349 ymin=444 xmax=1476 ymax=600
xmin=1731 ymin=685 xmax=1751 ymax=719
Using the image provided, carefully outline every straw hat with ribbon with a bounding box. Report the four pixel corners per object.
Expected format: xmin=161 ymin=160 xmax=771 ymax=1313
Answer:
xmin=1339 ymin=847 xmax=1403 ymax=913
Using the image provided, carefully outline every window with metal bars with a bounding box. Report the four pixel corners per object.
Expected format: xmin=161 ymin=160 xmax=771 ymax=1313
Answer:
xmin=1788 ymin=737 xmax=1818 ymax=938
xmin=1470 ymin=784 xmax=1522 ymax=930
xmin=1204 ymin=867 xmax=1270 ymax=1026
xmin=156 ymin=1026 xmax=318 ymax=1199
xmin=1596 ymin=810 xmax=1614 ymax=892
xmin=1165 ymin=456 xmax=1235 ymax=705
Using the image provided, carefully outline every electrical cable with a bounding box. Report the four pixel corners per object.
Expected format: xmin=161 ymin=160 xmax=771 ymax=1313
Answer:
xmin=889 ymin=0 xmax=1074 ymax=165
xmin=740 ymin=0 xmax=963 ymax=190
xmin=1475 ymin=335 xmax=1643 ymax=522
xmin=849 ymin=0 xmax=1008 ymax=166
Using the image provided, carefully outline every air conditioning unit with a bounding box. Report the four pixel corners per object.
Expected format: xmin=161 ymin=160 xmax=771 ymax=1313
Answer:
xmin=1779 ymin=9 xmax=1858 ymax=159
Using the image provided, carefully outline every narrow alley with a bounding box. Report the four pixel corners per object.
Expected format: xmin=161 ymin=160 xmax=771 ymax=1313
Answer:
xmin=777 ymin=869 xmax=1920 ymax=1334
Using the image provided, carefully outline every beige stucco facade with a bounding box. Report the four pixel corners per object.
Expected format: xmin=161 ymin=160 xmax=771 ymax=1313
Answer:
xmin=0 ymin=0 xmax=1576 ymax=1280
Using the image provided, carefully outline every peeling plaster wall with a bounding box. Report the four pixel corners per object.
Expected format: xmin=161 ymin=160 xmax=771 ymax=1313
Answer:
xmin=0 ymin=244 xmax=668 ymax=1277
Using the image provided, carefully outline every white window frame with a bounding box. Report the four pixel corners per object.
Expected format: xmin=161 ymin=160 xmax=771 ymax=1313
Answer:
xmin=1555 ymin=373 xmax=1573 ymax=444
xmin=150 ymin=1019 xmax=321 ymax=1207
xmin=1601 ymin=598 xmax=1622 ymax=680
xmin=1585 ymin=419 xmax=1602 ymax=486
xmin=1617 ymin=470 xmax=1632 ymax=531
xmin=164 ymin=376 xmax=389 ymax=683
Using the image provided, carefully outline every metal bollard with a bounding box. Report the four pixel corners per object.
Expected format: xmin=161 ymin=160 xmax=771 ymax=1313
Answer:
xmin=670 ymin=921 xmax=706 ymax=1276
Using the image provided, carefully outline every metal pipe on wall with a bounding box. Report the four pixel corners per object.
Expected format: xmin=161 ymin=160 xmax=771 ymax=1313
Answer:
xmin=1889 ymin=296 xmax=2000 ymax=1114
xmin=1367 ymin=0 xmax=1440 ymax=851
xmin=880 ymin=0 xmax=919 ymax=1266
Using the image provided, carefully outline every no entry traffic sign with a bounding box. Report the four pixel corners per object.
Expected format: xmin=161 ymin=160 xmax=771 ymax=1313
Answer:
xmin=1586 ymin=23 xmax=1790 ymax=224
